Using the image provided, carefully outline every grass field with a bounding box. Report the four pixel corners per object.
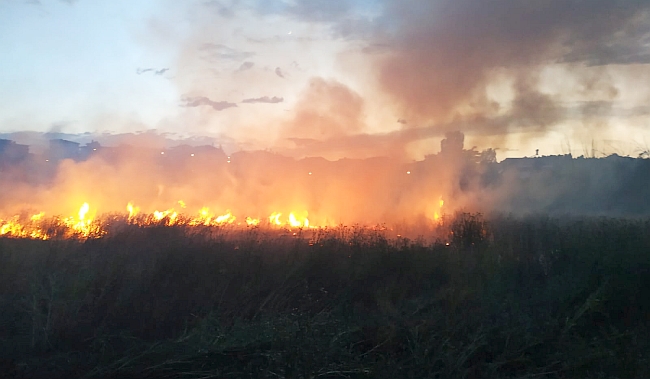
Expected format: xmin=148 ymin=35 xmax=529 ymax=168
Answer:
xmin=0 ymin=213 xmax=649 ymax=378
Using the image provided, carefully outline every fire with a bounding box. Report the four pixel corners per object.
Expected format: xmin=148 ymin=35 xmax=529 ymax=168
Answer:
xmin=288 ymin=212 xmax=309 ymax=228
xmin=63 ymin=202 xmax=104 ymax=238
xmin=433 ymin=197 xmax=445 ymax=221
xmin=0 ymin=196 xmax=447 ymax=240
xmin=127 ymin=202 xmax=140 ymax=220
xmin=269 ymin=212 xmax=282 ymax=226
xmin=1 ymin=218 xmax=23 ymax=236
xmin=190 ymin=207 xmax=212 ymax=225
xmin=78 ymin=202 xmax=89 ymax=220
xmin=152 ymin=209 xmax=179 ymax=225
xmin=246 ymin=217 xmax=260 ymax=226
xmin=214 ymin=210 xmax=235 ymax=224
xmin=0 ymin=212 xmax=50 ymax=239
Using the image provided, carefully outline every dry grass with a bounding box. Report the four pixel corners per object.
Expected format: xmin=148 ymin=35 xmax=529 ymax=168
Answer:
xmin=0 ymin=213 xmax=649 ymax=378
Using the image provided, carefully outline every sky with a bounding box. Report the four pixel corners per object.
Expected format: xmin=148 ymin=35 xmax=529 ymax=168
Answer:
xmin=1 ymin=0 xmax=650 ymax=160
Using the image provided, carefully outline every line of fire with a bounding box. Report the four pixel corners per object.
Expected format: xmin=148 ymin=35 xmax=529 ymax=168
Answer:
xmin=0 ymin=132 xmax=649 ymax=240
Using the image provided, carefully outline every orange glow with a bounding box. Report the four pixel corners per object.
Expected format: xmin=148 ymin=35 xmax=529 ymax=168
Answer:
xmin=127 ymin=202 xmax=139 ymax=220
xmin=288 ymin=212 xmax=309 ymax=228
xmin=269 ymin=212 xmax=282 ymax=226
xmin=152 ymin=208 xmax=179 ymax=225
xmin=64 ymin=202 xmax=104 ymax=237
xmin=433 ymin=197 xmax=445 ymax=221
xmin=246 ymin=217 xmax=260 ymax=226
xmin=214 ymin=210 xmax=236 ymax=224
xmin=0 ymin=195 xmax=448 ymax=240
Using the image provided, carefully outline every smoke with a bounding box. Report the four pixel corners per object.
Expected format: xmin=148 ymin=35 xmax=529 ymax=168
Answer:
xmin=2 ymin=1 xmax=650 ymax=233
xmin=160 ymin=0 xmax=650 ymax=159
xmin=1 ymin=131 xmax=649 ymax=240
xmin=0 ymin=132 xmax=463 ymax=229
xmin=275 ymin=0 xmax=650 ymax=149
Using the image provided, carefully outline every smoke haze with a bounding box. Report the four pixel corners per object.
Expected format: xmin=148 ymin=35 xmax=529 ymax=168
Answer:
xmin=1 ymin=1 xmax=650 ymax=233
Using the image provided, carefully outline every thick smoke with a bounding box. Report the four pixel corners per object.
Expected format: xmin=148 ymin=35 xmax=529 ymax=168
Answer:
xmin=0 ymin=131 xmax=649 ymax=239
xmin=2 ymin=1 xmax=650 ymax=232
xmin=273 ymin=0 xmax=650 ymax=152
xmin=368 ymin=0 xmax=650 ymax=128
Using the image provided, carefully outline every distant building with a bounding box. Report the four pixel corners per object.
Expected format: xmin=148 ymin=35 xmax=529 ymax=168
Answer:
xmin=48 ymin=139 xmax=80 ymax=161
xmin=440 ymin=131 xmax=464 ymax=155
xmin=79 ymin=140 xmax=101 ymax=161
xmin=0 ymin=139 xmax=29 ymax=164
xmin=501 ymin=154 xmax=573 ymax=178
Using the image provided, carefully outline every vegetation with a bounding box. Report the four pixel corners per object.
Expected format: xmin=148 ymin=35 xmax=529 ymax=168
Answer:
xmin=0 ymin=213 xmax=649 ymax=378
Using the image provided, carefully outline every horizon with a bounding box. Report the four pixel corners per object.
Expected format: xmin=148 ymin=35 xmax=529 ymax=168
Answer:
xmin=0 ymin=129 xmax=641 ymax=161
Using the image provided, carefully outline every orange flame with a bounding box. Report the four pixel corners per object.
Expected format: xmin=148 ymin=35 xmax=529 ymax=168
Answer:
xmin=0 ymin=195 xmax=448 ymax=240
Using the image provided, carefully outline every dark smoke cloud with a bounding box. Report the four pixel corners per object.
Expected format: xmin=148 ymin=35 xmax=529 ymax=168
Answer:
xmin=286 ymin=0 xmax=650 ymax=138
xmin=281 ymin=78 xmax=365 ymax=144
xmin=181 ymin=96 xmax=237 ymax=111
xmin=237 ymin=61 xmax=254 ymax=71
xmin=242 ymin=96 xmax=283 ymax=104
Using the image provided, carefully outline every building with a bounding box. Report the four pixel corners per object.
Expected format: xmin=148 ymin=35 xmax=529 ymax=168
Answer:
xmin=0 ymin=139 xmax=29 ymax=165
xmin=48 ymin=139 xmax=80 ymax=161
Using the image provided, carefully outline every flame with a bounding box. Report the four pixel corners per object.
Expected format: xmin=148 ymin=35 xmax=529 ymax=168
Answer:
xmin=269 ymin=212 xmax=282 ymax=226
xmin=214 ymin=210 xmax=235 ymax=224
xmin=288 ymin=212 xmax=309 ymax=228
xmin=152 ymin=208 xmax=179 ymax=225
xmin=433 ymin=197 xmax=445 ymax=221
xmin=127 ymin=202 xmax=139 ymax=220
xmin=0 ymin=195 xmax=447 ymax=240
xmin=246 ymin=217 xmax=260 ymax=226
xmin=78 ymin=202 xmax=89 ymax=221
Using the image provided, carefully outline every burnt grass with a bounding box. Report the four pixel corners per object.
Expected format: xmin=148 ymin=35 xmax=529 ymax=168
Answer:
xmin=0 ymin=214 xmax=649 ymax=378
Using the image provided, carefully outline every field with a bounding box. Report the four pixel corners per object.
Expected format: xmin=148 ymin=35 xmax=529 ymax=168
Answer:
xmin=0 ymin=213 xmax=649 ymax=378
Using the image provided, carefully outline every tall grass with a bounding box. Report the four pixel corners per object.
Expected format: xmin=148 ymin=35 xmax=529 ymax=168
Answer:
xmin=0 ymin=214 xmax=649 ymax=378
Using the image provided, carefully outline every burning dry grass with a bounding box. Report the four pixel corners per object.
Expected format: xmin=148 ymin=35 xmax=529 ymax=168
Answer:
xmin=0 ymin=200 xmax=448 ymax=242
xmin=0 ymin=214 xmax=649 ymax=378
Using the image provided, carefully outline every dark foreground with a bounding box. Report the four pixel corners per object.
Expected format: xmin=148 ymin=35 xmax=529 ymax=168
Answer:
xmin=0 ymin=214 xmax=649 ymax=378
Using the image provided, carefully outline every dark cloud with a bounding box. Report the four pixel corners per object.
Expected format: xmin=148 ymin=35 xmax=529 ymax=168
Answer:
xmin=237 ymin=61 xmax=254 ymax=71
xmin=560 ymin=12 xmax=650 ymax=66
xmin=136 ymin=68 xmax=169 ymax=75
xmin=242 ymin=96 xmax=284 ymax=104
xmin=199 ymin=43 xmax=254 ymax=62
xmin=181 ymin=96 xmax=237 ymax=111
xmin=275 ymin=67 xmax=285 ymax=78
xmin=506 ymin=78 xmax=564 ymax=130
xmin=572 ymin=101 xmax=650 ymax=119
